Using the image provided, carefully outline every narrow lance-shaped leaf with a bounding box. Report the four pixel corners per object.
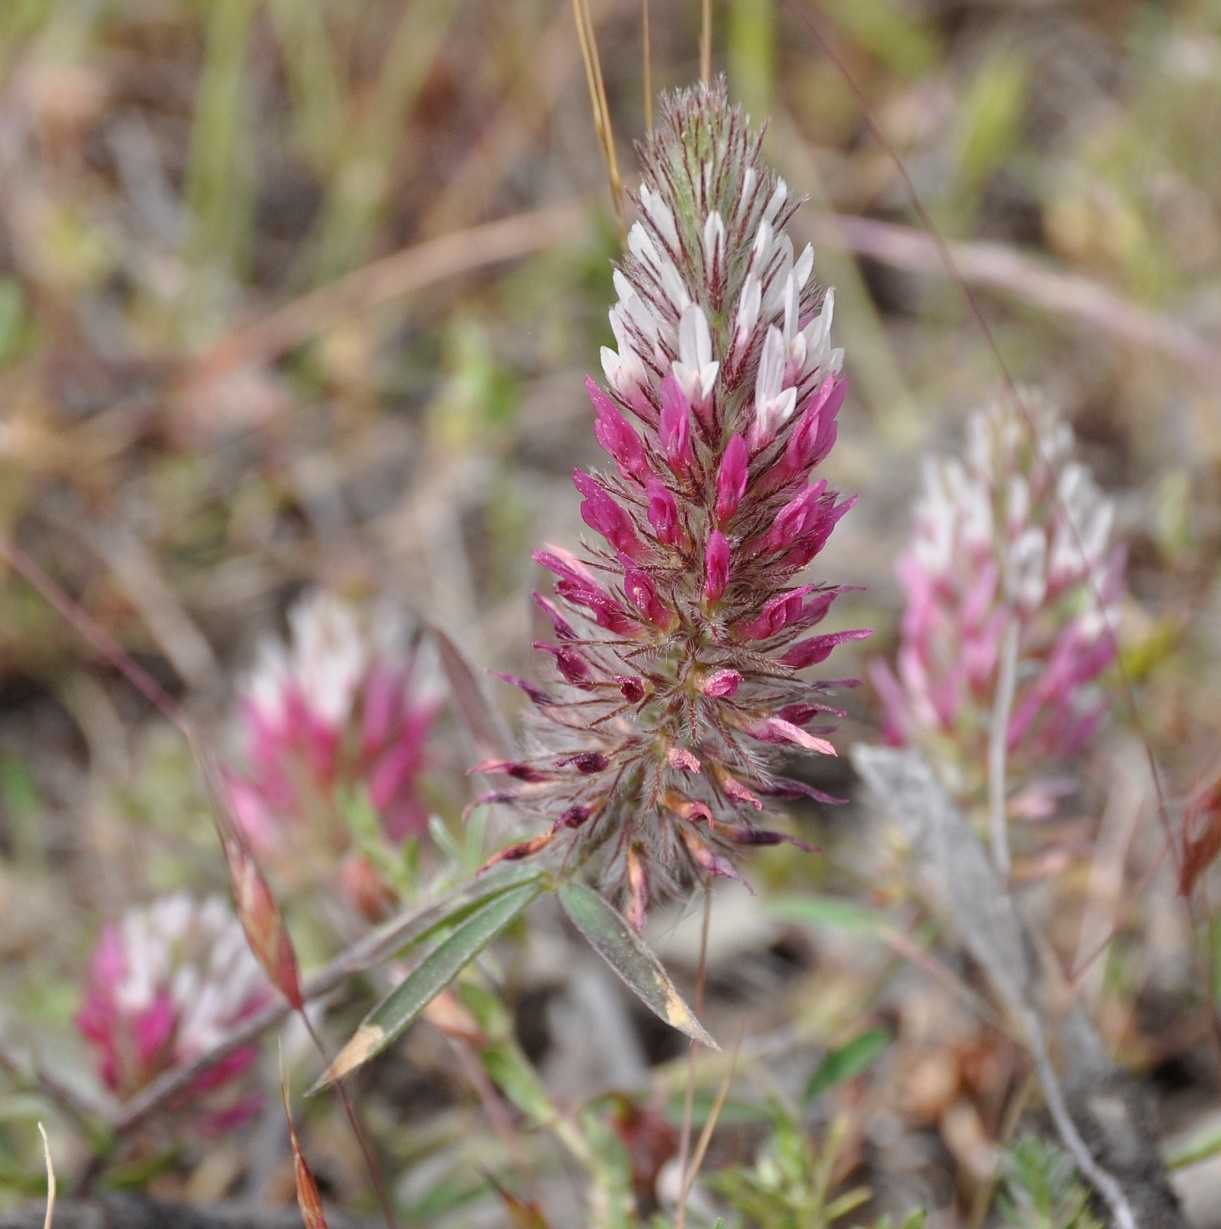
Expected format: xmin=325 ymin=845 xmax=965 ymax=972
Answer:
xmin=557 ymin=881 xmax=718 ymax=1049
xmin=355 ymin=863 xmax=548 ymax=973
xmin=312 ymin=880 xmax=543 ymax=1090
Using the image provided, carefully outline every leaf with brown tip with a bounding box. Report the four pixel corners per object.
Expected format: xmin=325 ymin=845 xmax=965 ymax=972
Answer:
xmin=311 ymin=879 xmax=543 ymax=1091
xmin=557 ymin=881 xmax=717 ymax=1049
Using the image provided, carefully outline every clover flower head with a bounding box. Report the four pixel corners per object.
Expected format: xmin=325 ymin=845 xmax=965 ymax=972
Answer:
xmin=75 ymin=893 xmax=271 ymax=1128
xmin=481 ymin=83 xmax=865 ymax=928
xmin=227 ymin=589 xmax=438 ymax=862
xmin=872 ymin=392 xmax=1126 ymax=814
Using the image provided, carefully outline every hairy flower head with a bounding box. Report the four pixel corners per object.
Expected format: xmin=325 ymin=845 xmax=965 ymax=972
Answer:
xmin=482 ymin=84 xmax=865 ymax=927
xmin=76 ymin=893 xmax=271 ymax=1128
xmin=225 ymin=589 xmax=438 ymax=879
xmin=871 ymin=392 xmax=1125 ymax=815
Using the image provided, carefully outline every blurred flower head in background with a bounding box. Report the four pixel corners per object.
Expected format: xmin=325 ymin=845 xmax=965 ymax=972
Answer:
xmin=872 ymin=392 xmax=1126 ymax=816
xmin=224 ymin=589 xmax=438 ymax=875
xmin=481 ymin=83 xmax=867 ymax=928
xmin=76 ymin=893 xmax=271 ymax=1129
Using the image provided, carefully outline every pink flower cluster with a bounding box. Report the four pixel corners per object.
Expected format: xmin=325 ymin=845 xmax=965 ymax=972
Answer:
xmin=76 ymin=893 xmax=270 ymax=1129
xmin=872 ymin=393 xmax=1125 ymax=813
xmin=225 ymin=590 xmax=436 ymax=864
xmin=481 ymin=84 xmax=866 ymax=927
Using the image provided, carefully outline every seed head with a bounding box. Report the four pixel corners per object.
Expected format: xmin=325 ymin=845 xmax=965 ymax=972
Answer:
xmin=483 ymin=83 xmax=865 ymax=927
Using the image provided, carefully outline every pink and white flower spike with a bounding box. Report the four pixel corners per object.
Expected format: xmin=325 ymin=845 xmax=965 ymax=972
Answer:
xmin=872 ymin=392 xmax=1126 ymax=817
xmin=76 ymin=893 xmax=271 ymax=1130
xmin=482 ymin=83 xmax=866 ymax=929
xmin=226 ymin=590 xmax=438 ymax=875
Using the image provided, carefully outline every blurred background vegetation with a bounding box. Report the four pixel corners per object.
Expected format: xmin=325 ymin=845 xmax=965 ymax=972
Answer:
xmin=1 ymin=0 xmax=1221 ymax=1224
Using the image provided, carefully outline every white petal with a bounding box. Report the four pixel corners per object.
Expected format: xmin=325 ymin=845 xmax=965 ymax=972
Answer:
xmin=702 ymin=210 xmax=725 ymax=272
xmin=772 ymin=386 xmax=798 ymax=426
xmin=698 ymin=362 xmax=721 ymax=402
xmin=679 ymin=303 xmax=714 ymax=370
xmin=735 ymin=167 xmax=758 ymax=225
xmin=638 ymin=184 xmax=679 ymax=250
xmin=750 ymin=220 xmax=774 ymax=278
xmin=734 ymin=274 xmax=762 ymax=344
xmin=762 ymin=234 xmax=795 ymax=313
xmin=628 ymin=221 xmax=660 ymax=269
xmin=793 ymin=243 xmax=814 ymax=292
xmin=763 ymin=178 xmax=788 ymax=225
xmin=782 ymin=272 xmax=800 ymax=342
xmin=755 ymin=325 xmax=786 ymax=405
xmin=800 ymin=289 xmax=835 ymax=372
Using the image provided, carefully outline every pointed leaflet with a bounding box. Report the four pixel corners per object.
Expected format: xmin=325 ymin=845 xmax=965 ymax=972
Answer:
xmin=312 ymin=881 xmax=543 ymax=1089
xmin=354 ymin=863 xmax=549 ymax=972
xmin=557 ymin=881 xmax=718 ymax=1049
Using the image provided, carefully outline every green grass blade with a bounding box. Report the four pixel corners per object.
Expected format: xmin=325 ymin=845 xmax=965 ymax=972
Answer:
xmin=803 ymin=1028 xmax=889 ymax=1106
xmin=312 ymin=879 xmax=542 ymax=1089
xmin=557 ymin=882 xmax=718 ymax=1049
xmin=767 ymin=892 xmax=887 ymax=935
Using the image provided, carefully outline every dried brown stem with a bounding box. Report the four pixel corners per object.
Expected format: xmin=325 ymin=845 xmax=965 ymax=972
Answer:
xmin=806 ymin=211 xmax=1221 ymax=386
xmin=193 ymin=202 xmax=589 ymax=377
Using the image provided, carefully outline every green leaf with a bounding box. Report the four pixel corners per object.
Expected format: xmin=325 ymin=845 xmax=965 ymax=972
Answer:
xmin=312 ymin=880 xmax=542 ymax=1089
xmin=664 ymin=1091 xmax=771 ymax=1129
xmin=804 ymin=1028 xmax=889 ymax=1106
xmin=358 ymin=863 xmax=547 ymax=970
xmin=578 ymin=1105 xmax=635 ymax=1229
xmin=767 ymin=893 xmax=888 ymax=935
xmin=557 ymin=882 xmax=718 ymax=1049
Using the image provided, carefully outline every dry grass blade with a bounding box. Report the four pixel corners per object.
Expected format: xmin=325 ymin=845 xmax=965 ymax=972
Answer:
xmin=808 ymin=212 xmax=1221 ymax=386
xmin=281 ymin=1079 xmax=330 ymax=1229
xmin=682 ymin=1021 xmax=745 ymax=1202
xmin=700 ymin=0 xmax=711 ymax=85
xmin=195 ymin=202 xmax=589 ymax=375
xmin=642 ymin=0 xmax=653 ymax=132
xmin=1179 ymin=775 xmax=1221 ymax=897
xmin=84 ymin=523 xmax=218 ymax=688
xmin=37 ymin=1124 xmax=54 ymax=1229
xmin=205 ymin=761 xmax=305 ymax=1011
xmin=417 ymin=6 xmax=585 ymax=237
xmin=571 ymin=0 xmax=624 ymax=236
